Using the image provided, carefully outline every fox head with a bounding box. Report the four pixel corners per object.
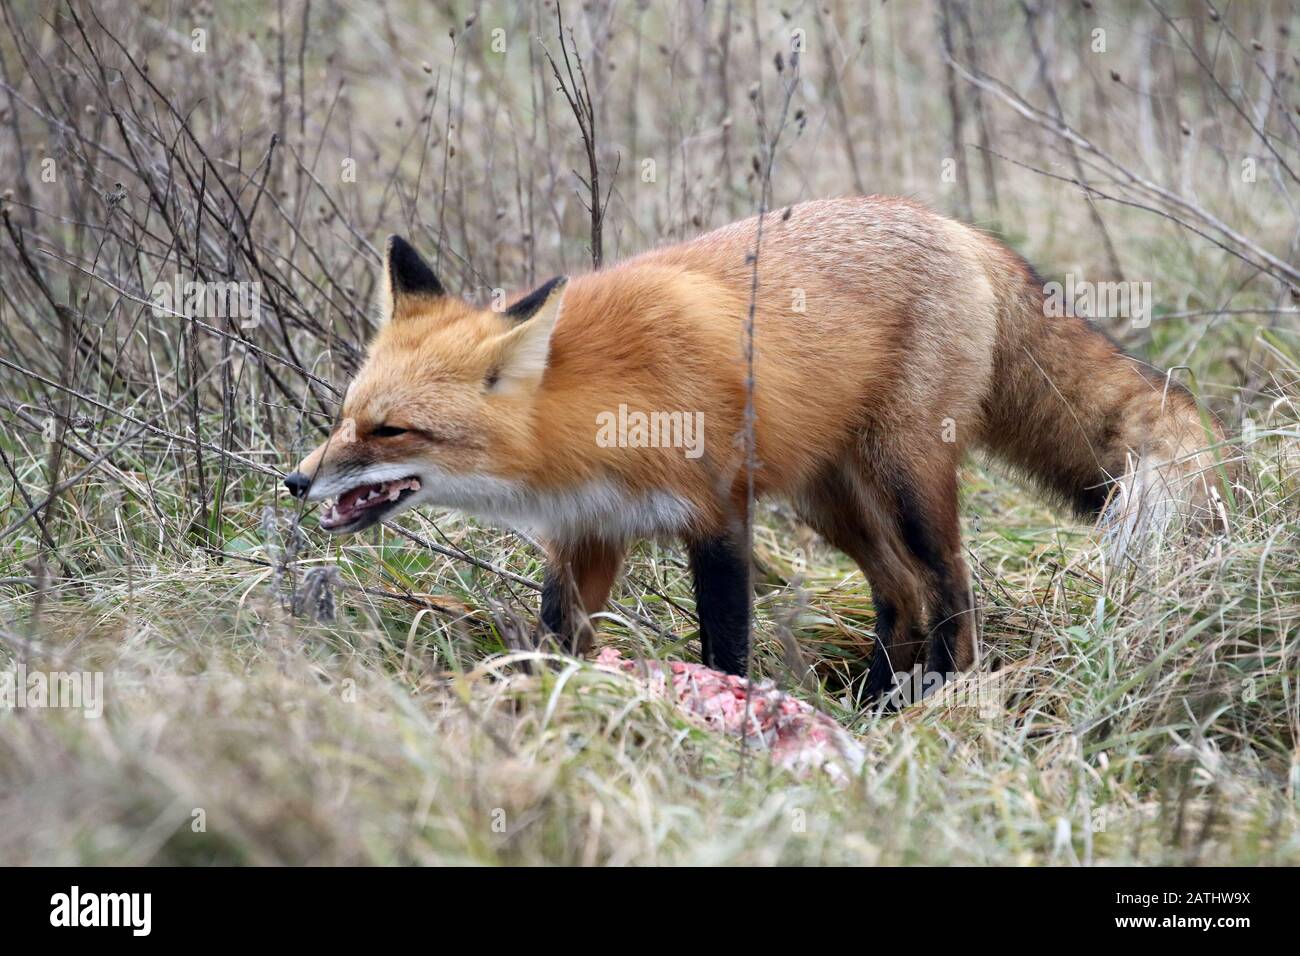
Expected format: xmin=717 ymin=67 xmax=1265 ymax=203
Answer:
xmin=284 ymin=236 xmax=567 ymax=533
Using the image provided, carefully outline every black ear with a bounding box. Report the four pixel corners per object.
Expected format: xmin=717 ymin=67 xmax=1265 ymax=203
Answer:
xmin=386 ymin=235 xmax=444 ymax=298
xmin=506 ymin=276 xmax=568 ymax=321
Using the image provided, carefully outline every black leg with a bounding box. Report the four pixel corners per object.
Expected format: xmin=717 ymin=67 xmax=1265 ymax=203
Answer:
xmin=864 ymin=595 xmax=900 ymax=702
xmin=923 ymin=567 xmax=968 ymax=677
xmin=864 ymin=596 xmax=933 ymax=711
xmin=921 ymin=559 xmax=977 ymax=685
xmin=538 ymin=538 xmax=625 ymax=657
xmin=891 ymin=479 xmax=976 ymax=685
xmin=687 ymin=533 xmax=751 ymax=675
xmin=540 ymin=564 xmax=580 ymax=653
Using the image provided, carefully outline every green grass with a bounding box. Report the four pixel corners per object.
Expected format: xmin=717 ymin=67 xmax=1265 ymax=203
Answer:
xmin=2 ymin=422 xmax=1297 ymax=865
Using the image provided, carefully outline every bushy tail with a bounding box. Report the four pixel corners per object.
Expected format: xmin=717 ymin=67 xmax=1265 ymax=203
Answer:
xmin=975 ymin=261 xmax=1232 ymax=557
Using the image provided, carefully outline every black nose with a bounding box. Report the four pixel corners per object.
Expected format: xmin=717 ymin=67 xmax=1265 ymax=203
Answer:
xmin=283 ymin=471 xmax=311 ymax=499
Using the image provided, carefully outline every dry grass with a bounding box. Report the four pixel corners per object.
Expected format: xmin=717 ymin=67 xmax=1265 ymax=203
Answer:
xmin=1 ymin=0 xmax=1299 ymax=865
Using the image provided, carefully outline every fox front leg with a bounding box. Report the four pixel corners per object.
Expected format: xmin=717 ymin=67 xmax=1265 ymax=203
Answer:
xmin=686 ymin=531 xmax=752 ymax=676
xmin=538 ymin=537 xmax=625 ymax=656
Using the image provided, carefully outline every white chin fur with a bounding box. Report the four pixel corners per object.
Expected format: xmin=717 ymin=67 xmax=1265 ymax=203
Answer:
xmin=309 ymin=462 xmax=694 ymax=538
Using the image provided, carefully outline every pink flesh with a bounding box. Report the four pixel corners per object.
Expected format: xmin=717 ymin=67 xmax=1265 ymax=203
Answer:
xmin=594 ymin=648 xmax=865 ymax=785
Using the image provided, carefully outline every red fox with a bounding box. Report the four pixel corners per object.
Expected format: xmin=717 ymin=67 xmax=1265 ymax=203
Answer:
xmin=285 ymin=197 xmax=1227 ymax=701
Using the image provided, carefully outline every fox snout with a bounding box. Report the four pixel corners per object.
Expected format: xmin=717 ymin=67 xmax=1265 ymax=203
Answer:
xmin=283 ymin=471 xmax=312 ymax=499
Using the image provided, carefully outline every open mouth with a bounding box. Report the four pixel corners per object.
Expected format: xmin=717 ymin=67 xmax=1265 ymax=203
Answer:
xmin=319 ymin=476 xmax=421 ymax=532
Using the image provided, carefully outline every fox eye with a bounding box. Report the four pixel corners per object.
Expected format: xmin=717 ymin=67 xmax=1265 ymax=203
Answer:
xmin=371 ymin=425 xmax=408 ymax=438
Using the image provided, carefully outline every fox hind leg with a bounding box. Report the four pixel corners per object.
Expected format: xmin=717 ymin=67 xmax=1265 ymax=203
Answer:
xmin=796 ymin=466 xmax=930 ymax=704
xmin=888 ymin=460 xmax=977 ymax=681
